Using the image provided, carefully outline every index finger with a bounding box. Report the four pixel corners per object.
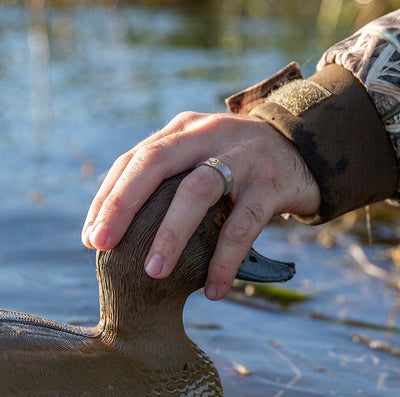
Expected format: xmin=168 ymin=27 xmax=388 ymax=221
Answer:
xmin=85 ymin=129 xmax=218 ymax=251
xmin=81 ymin=112 xmax=206 ymax=247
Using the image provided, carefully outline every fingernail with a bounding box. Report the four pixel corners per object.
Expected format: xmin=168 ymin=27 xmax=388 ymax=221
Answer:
xmin=205 ymin=282 xmax=218 ymax=300
xmin=82 ymin=225 xmax=92 ymax=244
xmin=89 ymin=224 xmax=108 ymax=248
xmin=145 ymin=253 xmax=164 ymax=277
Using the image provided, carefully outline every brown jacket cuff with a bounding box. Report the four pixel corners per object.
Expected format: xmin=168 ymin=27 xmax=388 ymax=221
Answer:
xmin=226 ymin=63 xmax=398 ymax=224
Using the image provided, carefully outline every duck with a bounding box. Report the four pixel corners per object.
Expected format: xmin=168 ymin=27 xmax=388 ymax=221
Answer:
xmin=0 ymin=171 xmax=295 ymax=396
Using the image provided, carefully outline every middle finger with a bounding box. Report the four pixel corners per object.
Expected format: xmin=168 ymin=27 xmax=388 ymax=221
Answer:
xmin=144 ymin=164 xmax=226 ymax=278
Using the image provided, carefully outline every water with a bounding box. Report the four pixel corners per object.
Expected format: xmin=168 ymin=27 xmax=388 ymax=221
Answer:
xmin=1 ymin=2 xmax=400 ymax=396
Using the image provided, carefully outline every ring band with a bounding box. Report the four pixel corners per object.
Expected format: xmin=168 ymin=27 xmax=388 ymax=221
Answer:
xmin=196 ymin=157 xmax=234 ymax=195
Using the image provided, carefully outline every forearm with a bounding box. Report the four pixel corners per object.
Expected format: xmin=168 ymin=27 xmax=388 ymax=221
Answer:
xmin=226 ymin=10 xmax=400 ymax=224
xmin=317 ymin=9 xmax=400 ymax=195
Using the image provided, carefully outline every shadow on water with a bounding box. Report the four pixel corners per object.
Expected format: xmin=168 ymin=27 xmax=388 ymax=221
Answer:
xmin=1 ymin=1 xmax=400 ymax=395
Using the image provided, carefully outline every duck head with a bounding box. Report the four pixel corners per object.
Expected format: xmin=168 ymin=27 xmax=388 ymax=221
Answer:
xmin=96 ymin=171 xmax=231 ymax=373
xmin=0 ymin=171 xmax=227 ymax=396
xmin=0 ymin=171 xmax=295 ymax=396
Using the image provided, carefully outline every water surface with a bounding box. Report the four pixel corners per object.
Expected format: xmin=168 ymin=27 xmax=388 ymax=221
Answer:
xmin=1 ymin=2 xmax=400 ymax=396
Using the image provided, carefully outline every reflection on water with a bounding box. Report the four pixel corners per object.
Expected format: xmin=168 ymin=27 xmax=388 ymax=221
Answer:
xmin=1 ymin=1 xmax=400 ymax=396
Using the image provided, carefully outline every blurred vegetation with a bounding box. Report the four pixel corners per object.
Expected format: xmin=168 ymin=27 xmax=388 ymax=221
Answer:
xmin=0 ymin=0 xmax=396 ymax=75
xmin=2 ymin=0 xmax=400 ymax=261
xmin=2 ymin=0 xmax=400 ymax=48
xmin=230 ymin=280 xmax=310 ymax=308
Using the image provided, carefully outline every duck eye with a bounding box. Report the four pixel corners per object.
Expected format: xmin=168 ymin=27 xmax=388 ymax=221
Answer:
xmin=213 ymin=212 xmax=226 ymax=227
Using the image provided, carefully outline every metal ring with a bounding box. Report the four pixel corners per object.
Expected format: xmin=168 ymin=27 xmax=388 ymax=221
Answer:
xmin=195 ymin=157 xmax=234 ymax=195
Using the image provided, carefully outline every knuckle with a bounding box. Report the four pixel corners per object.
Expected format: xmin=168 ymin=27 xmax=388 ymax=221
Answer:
xmin=156 ymin=224 xmax=180 ymax=255
xmin=105 ymin=191 xmax=126 ymax=217
xmin=134 ymin=142 xmax=167 ymax=165
xmin=171 ymin=111 xmax=201 ymax=129
xmin=177 ymin=110 xmax=200 ymax=121
xmin=112 ymin=152 xmax=133 ymax=170
xmin=244 ymin=200 xmax=265 ymax=225
xmin=179 ymin=172 xmax=217 ymax=202
xmin=225 ymin=219 xmax=251 ymax=243
xmin=223 ymin=202 xmax=265 ymax=244
xmin=204 ymin=113 xmax=234 ymax=130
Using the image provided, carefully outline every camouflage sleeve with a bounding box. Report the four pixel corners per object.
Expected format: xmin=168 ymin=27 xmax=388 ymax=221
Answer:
xmin=317 ymin=9 xmax=400 ymax=198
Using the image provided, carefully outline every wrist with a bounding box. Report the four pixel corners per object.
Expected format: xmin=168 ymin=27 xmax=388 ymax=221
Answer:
xmin=227 ymin=63 xmax=398 ymax=224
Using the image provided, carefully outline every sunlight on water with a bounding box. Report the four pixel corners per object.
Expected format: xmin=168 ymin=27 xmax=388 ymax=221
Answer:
xmin=1 ymin=1 xmax=400 ymax=395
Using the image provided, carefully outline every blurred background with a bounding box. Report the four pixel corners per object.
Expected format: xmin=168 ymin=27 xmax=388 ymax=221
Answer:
xmin=1 ymin=1 xmax=400 ymax=396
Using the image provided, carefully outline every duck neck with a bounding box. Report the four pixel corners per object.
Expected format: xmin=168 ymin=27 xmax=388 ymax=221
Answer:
xmin=96 ymin=250 xmax=195 ymax=367
xmin=99 ymin=277 xmax=187 ymax=343
xmin=93 ymin=171 xmax=231 ymax=369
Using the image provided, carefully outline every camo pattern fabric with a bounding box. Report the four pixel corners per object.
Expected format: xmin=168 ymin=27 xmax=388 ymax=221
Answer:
xmin=317 ymin=9 xmax=400 ymax=198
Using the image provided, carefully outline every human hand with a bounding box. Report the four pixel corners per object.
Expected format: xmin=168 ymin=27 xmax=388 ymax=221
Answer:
xmin=81 ymin=112 xmax=320 ymax=300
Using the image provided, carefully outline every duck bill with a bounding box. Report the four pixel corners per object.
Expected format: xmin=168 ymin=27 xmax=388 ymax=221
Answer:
xmin=236 ymin=247 xmax=295 ymax=283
